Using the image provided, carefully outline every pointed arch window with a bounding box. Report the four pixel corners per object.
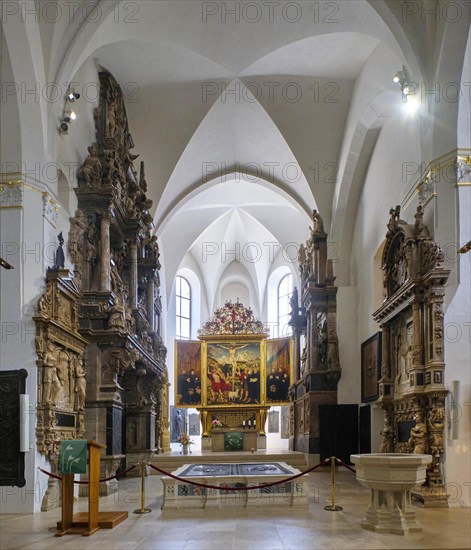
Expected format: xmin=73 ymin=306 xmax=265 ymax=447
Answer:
xmin=176 ymin=276 xmax=191 ymax=340
xmin=278 ymin=273 xmax=293 ymax=338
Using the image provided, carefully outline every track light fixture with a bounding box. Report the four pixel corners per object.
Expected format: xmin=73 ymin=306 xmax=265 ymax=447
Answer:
xmin=59 ymin=85 xmax=80 ymax=134
xmin=393 ymin=69 xmax=406 ymax=85
xmin=393 ymin=65 xmax=419 ymax=113
xmin=67 ymin=89 xmax=80 ymax=102
xmin=63 ymin=111 xmax=77 ymax=123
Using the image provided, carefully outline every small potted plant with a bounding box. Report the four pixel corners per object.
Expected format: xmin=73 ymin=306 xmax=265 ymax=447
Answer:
xmin=177 ymin=433 xmax=194 ymax=455
xmin=211 ymin=418 xmax=223 ymax=430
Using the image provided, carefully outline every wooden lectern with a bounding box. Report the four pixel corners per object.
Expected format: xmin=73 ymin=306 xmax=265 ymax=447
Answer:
xmin=56 ymin=440 xmax=128 ymax=536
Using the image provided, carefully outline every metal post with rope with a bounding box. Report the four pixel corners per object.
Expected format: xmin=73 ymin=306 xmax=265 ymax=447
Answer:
xmin=324 ymin=456 xmax=343 ymax=511
xmin=133 ymin=459 xmax=152 ymax=514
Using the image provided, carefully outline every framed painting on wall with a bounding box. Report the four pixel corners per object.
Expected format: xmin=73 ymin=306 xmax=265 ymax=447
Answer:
xmin=204 ymin=339 xmax=264 ymax=407
xmin=265 ymin=338 xmax=293 ymax=405
xmin=361 ymin=332 xmax=382 ymax=402
xmin=174 ymin=340 xmax=202 ymax=407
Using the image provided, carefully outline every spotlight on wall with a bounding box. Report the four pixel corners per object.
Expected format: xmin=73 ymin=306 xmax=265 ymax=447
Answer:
xmin=58 ymin=85 xmax=80 ymax=134
xmin=0 ymin=257 xmax=14 ymax=269
xmin=393 ymin=69 xmax=406 ymax=85
xmin=67 ymin=89 xmax=80 ymax=102
xmin=393 ymin=65 xmax=418 ymax=110
xmin=63 ymin=111 xmax=77 ymax=123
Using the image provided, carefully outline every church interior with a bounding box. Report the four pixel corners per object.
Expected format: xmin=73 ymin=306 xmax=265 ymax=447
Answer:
xmin=0 ymin=1 xmax=470 ymax=549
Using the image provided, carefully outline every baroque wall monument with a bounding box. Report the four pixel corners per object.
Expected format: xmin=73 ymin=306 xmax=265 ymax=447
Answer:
xmin=374 ymin=205 xmax=449 ymax=507
xmin=35 ymin=71 xmax=169 ymax=509
xmin=289 ymin=210 xmax=342 ymax=453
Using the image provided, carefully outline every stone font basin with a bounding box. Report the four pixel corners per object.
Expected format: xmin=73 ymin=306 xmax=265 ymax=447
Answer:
xmin=350 ymin=453 xmax=432 ymax=535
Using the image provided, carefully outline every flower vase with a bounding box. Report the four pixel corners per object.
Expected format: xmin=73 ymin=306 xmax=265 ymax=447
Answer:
xmin=182 ymin=444 xmax=189 ymax=455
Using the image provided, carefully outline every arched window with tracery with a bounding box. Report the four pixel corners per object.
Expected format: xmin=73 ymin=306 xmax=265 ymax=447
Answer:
xmin=278 ymin=273 xmax=293 ymax=338
xmin=176 ymin=276 xmax=191 ymax=340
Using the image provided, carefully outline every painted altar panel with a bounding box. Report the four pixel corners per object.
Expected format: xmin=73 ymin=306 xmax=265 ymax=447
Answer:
xmin=205 ymin=341 xmax=264 ymax=407
xmin=266 ymin=338 xmax=293 ymax=405
xmin=175 ymin=341 xmax=202 ymax=407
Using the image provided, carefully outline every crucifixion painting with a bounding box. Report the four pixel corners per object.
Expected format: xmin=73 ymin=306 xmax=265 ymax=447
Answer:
xmin=206 ymin=342 xmax=261 ymax=405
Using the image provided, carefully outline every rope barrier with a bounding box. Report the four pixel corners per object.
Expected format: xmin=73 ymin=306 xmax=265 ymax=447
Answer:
xmin=39 ymin=455 xmax=357 ymax=493
xmin=38 ymin=464 xmax=137 ymax=483
xmin=335 ymin=457 xmax=356 ymax=474
xmin=148 ymin=458 xmax=330 ymax=491
xmin=39 ymin=468 xmax=62 ymax=481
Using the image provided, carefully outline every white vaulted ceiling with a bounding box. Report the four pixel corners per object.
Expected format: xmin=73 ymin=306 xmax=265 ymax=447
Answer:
xmin=74 ymin=1 xmax=414 ymax=312
xmin=159 ymin=178 xmax=309 ymax=312
xmin=3 ymin=0 xmax=443 ymax=317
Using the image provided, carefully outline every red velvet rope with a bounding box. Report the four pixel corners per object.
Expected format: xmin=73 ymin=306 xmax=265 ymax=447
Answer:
xmin=334 ymin=457 xmax=356 ymax=473
xmin=38 ymin=464 xmax=137 ymax=483
xmin=147 ymin=458 xmax=330 ymax=491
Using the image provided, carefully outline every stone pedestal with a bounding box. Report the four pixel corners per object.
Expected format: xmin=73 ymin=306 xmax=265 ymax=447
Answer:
xmin=161 ymin=428 xmax=171 ymax=452
xmin=351 ymin=453 xmax=432 ymax=535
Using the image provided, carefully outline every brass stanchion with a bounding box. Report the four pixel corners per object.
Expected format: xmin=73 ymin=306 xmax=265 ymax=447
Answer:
xmin=133 ymin=460 xmax=152 ymax=514
xmin=324 ymin=456 xmax=342 ymax=511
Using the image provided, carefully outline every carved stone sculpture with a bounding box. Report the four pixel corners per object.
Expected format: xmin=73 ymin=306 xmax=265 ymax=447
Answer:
xmin=107 ymin=99 xmax=119 ymax=137
xmin=37 ymin=282 xmax=53 ymax=317
xmin=42 ymin=341 xmax=61 ymax=405
xmin=414 ymin=205 xmax=425 ymax=236
xmin=379 ymin=412 xmax=394 ymax=453
xmin=50 ymin=232 xmax=65 ymax=270
xmin=77 ymin=143 xmax=102 ymax=187
xmin=311 ymin=209 xmax=325 ymax=234
xmin=408 ymin=411 xmax=428 ymax=454
xmin=73 ymin=358 xmax=86 ymax=411
xmin=327 ymin=328 xmax=340 ymax=370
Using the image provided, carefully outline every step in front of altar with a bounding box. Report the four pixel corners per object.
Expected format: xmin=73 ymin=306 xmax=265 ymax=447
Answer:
xmin=161 ymin=461 xmax=307 ymax=509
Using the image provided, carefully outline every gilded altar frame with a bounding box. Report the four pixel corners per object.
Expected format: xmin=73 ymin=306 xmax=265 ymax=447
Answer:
xmin=175 ymin=335 xmax=296 ymax=409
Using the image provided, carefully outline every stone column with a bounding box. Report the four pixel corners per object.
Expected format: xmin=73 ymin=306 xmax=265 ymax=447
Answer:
xmin=147 ymin=275 xmax=155 ymax=331
xmin=99 ymin=212 xmax=111 ymax=292
xmin=305 ymin=309 xmax=312 ymax=373
xmin=317 ymin=240 xmax=327 ymax=286
xmin=378 ymin=325 xmax=392 ymax=400
xmin=430 ymin=293 xmax=445 ymax=363
xmin=160 ymin=382 xmax=171 ymax=452
xmin=411 ymin=302 xmax=422 ymax=368
xmin=380 ymin=325 xmax=390 ymax=380
xmin=129 ymin=241 xmax=138 ymax=309
xmin=292 ymin=327 xmax=301 ymax=382
xmin=309 ymin=304 xmax=318 ymax=371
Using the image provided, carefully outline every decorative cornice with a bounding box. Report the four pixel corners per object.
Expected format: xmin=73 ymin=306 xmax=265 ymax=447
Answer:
xmin=402 ymin=149 xmax=471 ymax=211
xmin=0 ymin=173 xmax=61 ymax=221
